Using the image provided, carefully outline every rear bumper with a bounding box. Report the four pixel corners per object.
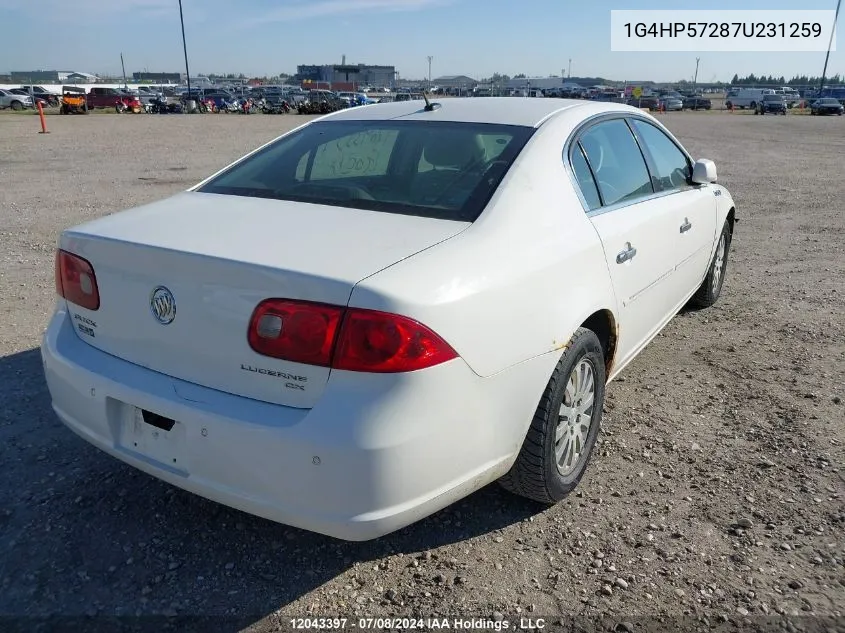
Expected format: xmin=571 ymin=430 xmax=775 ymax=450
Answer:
xmin=41 ymin=306 xmax=556 ymax=540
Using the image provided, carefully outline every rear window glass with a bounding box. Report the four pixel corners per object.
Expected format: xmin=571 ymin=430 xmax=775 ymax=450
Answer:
xmin=197 ymin=120 xmax=534 ymax=222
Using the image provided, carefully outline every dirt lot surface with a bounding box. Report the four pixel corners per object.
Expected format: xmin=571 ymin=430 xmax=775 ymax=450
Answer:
xmin=1 ymin=110 xmax=843 ymax=632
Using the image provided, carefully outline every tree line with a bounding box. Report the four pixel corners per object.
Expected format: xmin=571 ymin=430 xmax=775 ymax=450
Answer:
xmin=730 ymin=73 xmax=842 ymax=85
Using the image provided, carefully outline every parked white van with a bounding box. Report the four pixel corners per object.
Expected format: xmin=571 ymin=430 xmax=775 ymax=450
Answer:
xmin=725 ymin=88 xmax=776 ymax=109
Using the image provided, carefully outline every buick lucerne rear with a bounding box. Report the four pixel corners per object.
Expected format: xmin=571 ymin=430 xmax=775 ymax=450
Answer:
xmin=41 ymin=98 xmax=736 ymax=540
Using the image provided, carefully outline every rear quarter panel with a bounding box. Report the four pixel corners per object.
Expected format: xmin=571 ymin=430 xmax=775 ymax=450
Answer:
xmin=349 ymin=111 xmax=619 ymax=378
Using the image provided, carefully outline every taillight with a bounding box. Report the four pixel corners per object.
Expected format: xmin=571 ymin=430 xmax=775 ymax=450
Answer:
xmin=247 ymin=300 xmax=457 ymax=373
xmin=247 ymin=299 xmax=343 ymax=367
xmin=333 ymin=309 xmax=457 ymax=373
xmin=55 ymin=249 xmax=100 ymax=311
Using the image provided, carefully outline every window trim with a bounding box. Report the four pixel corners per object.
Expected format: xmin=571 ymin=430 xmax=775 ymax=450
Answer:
xmin=571 ymin=141 xmax=603 ymax=210
xmin=627 ymin=118 xmax=695 ymax=195
xmin=562 ymin=111 xmax=699 ymax=217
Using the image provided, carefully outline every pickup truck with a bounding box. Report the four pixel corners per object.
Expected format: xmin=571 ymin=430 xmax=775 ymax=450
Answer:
xmin=86 ymin=87 xmax=142 ymax=112
xmin=773 ymin=88 xmax=801 ymax=108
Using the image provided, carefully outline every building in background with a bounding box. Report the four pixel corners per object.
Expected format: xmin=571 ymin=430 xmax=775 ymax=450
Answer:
xmin=505 ymin=76 xmax=567 ymax=91
xmin=432 ymin=75 xmax=477 ymax=89
xmin=132 ymin=71 xmax=185 ymax=84
xmin=11 ymin=70 xmax=100 ymax=83
xmin=295 ymin=62 xmax=396 ymax=88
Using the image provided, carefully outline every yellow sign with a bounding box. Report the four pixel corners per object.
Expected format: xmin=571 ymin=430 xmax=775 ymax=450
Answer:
xmin=632 ymin=86 xmax=643 ymax=98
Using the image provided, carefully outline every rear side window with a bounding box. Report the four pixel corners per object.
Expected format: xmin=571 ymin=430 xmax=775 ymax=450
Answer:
xmin=570 ymin=144 xmax=602 ymax=211
xmin=198 ymin=120 xmax=534 ymax=222
xmin=578 ymin=119 xmax=653 ymax=206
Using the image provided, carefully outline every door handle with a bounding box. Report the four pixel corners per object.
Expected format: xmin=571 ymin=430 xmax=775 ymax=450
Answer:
xmin=680 ymin=218 xmax=692 ymax=233
xmin=616 ymin=243 xmax=637 ymax=264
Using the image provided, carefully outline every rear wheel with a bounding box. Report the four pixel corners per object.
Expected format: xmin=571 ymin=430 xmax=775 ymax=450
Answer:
xmin=498 ymin=328 xmax=606 ymax=504
xmin=10 ymin=100 xmax=23 ymax=111
xmin=689 ymin=219 xmax=732 ymax=309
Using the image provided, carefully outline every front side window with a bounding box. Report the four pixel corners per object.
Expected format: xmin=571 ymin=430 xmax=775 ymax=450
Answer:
xmin=578 ymin=119 xmax=653 ymax=206
xmin=630 ymin=119 xmax=691 ymax=193
xmin=198 ymin=120 xmax=534 ymax=222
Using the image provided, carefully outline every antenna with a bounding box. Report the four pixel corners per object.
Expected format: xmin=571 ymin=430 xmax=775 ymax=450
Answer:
xmin=422 ymin=90 xmax=434 ymax=111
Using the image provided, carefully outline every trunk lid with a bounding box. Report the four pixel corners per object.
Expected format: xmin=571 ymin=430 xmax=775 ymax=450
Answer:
xmin=60 ymin=191 xmax=467 ymax=408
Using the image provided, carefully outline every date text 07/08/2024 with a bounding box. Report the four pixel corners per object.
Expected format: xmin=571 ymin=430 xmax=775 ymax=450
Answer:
xmin=289 ymin=617 xmax=548 ymax=630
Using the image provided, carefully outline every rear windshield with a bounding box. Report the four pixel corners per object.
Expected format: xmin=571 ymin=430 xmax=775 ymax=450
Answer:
xmin=197 ymin=120 xmax=534 ymax=222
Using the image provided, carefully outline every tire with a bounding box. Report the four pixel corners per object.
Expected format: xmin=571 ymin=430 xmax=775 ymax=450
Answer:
xmin=725 ymin=101 xmax=732 ymax=109
xmin=749 ymin=101 xmax=757 ymax=109
xmin=115 ymin=103 xmax=126 ymax=113
xmin=10 ymin=100 xmax=23 ymax=111
xmin=498 ymin=328 xmax=606 ymax=504
xmin=689 ymin=219 xmax=732 ymax=309
xmin=60 ymin=105 xmax=67 ymax=115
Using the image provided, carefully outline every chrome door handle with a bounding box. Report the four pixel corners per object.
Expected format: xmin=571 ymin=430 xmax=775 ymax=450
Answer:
xmin=616 ymin=243 xmax=637 ymax=264
xmin=680 ymin=218 xmax=692 ymax=233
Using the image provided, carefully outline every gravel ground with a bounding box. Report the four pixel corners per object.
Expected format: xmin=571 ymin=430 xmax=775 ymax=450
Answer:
xmin=0 ymin=110 xmax=843 ymax=632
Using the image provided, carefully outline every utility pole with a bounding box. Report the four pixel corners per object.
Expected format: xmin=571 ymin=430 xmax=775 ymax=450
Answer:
xmin=178 ymin=0 xmax=192 ymax=110
xmin=819 ymin=0 xmax=842 ymax=93
xmin=568 ymin=58 xmax=572 ymax=78
xmin=426 ymin=56 xmax=433 ymax=90
xmin=120 ymin=52 xmax=127 ymax=88
xmin=693 ymin=57 xmax=700 ymax=91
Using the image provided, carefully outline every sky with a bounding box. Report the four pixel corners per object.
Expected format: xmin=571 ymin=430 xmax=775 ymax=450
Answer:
xmin=0 ymin=0 xmax=841 ymax=83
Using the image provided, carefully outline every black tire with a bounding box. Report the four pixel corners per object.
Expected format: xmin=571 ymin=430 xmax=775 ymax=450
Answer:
xmin=59 ymin=105 xmax=67 ymax=115
xmin=689 ymin=219 xmax=732 ymax=309
xmin=749 ymin=101 xmax=757 ymax=109
xmin=10 ymin=100 xmax=23 ymax=111
xmin=498 ymin=328 xmax=606 ymax=504
xmin=725 ymin=101 xmax=732 ymax=109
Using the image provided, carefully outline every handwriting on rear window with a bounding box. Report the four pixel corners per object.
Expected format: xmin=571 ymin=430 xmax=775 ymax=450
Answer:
xmin=310 ymin=130 xmax=398 ymax=180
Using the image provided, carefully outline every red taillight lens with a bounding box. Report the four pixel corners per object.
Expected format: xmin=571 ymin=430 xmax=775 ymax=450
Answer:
xmin=247 ymin=299 xmax=343 ymax=367
xmin=333 ymin=309 xmax=457 ymax=373
xmin=246 ymin=300 xmax=458 ymax=373
xmin=55 ymin=249 xmax=100 ymax=311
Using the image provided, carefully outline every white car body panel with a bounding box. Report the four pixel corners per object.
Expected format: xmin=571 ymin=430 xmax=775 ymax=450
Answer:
xmin=42 ymin=302 xmax=558 ymax=541
xmin=350 ymin=108 xmax=619 ymax=378
xmin=60 ymin=193 xmax=467 ymax=409
xmin=588 ymin=196 xmax=681 ymax=366
xmin=41 ymin=98 xmax=736 ymax=540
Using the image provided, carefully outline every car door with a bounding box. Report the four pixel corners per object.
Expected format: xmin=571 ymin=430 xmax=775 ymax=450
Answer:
xmin=628 ymin=118 xmax=718 ymax=309
xmin=570 ymin=117 xmax=679 ymax=365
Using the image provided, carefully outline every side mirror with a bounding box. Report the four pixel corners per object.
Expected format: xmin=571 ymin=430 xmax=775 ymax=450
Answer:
xmin=691 ymin=159 xmax=717 ymax=184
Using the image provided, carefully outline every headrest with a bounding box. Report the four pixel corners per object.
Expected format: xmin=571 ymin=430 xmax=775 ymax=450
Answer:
xmin=423 ymin=131 xmax=485 ymax=169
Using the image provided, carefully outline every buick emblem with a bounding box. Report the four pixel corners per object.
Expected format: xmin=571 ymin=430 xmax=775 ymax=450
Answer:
xmin=150 ymin=286 xmax=176 ymax=325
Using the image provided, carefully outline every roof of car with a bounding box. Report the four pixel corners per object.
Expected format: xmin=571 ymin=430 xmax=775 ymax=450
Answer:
xmin=322 ymin=97 xmax=605 ymax=128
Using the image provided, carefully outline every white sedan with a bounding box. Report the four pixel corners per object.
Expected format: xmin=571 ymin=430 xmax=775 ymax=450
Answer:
xmin=41 ymin=97 xmax=736 ymax=540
